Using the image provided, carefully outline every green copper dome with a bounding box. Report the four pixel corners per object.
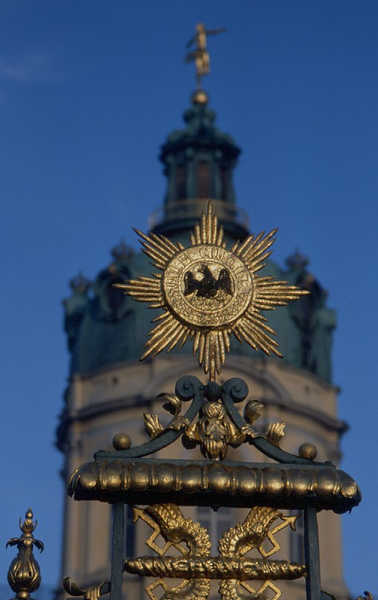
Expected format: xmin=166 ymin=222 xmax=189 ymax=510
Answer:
xmin=62 ymin=95 xmax=336 ymax=384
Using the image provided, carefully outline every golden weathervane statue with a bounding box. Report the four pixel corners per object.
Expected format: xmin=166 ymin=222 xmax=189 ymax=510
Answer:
xmin=185 ymin=23 xmax=226 ymax=88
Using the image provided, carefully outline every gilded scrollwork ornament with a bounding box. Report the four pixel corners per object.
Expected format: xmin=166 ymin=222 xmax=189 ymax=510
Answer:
xmin=143 ymin=387 xmax=286 ymax=460
xmin=63 ymin=577 xmax=111 ymax=600
xmin=182 ymin=399 xmax=244 ymax=459
xmin=125 ymin=504 xmax=305 ymax=600
xmin=130 ymin=504 xmax=211 ymax=600
xmin=218 ymin=507 xmax=301 ymax=600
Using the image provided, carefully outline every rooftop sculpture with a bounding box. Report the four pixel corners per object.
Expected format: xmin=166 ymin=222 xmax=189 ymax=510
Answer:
xmin=185 ymin=23 xmax=226 ymax=88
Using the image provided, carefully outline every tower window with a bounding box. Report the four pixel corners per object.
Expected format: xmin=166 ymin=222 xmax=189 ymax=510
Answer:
xmin=197 ymin=161 xmax=211 ymax=198
xmin=176 ymin=165 xmax=187 ymax=200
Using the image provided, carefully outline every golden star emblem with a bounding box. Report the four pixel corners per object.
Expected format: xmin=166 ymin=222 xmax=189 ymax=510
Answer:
xmin=117 ymin=204 xmax=308 ymax=380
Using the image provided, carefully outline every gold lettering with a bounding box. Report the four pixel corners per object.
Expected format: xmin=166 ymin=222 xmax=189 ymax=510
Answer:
xmin=198 ymin=247 xmax=209 ymax=258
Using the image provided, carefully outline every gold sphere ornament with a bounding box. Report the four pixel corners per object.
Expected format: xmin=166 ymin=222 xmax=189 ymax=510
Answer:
xmin=117 ymin=203 xmax=308 ymax=380
xmin=112 ymin=433 xmax=131 ymax=451
xmin=191 ymin=89 xmax=208 ymax=105
xmin=298 ymin=442 xmax=318 ymax=461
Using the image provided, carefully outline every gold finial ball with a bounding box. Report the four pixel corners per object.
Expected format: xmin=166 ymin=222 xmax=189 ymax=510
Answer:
xmin=191 ymin=90 xmax=208 ymax=105
xmin=298 ymin=442 xmax=317 ymax=460
xmin=112 ymin=433 xmax=131 ymax=451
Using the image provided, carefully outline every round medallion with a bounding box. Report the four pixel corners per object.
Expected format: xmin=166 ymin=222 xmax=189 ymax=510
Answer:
xmin=163 ymin=245 xmax=253 ymax=327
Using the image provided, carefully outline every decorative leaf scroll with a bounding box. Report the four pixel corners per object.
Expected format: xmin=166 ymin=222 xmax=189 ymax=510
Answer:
xmin=144 ymin=389 xmax=286 ymax=461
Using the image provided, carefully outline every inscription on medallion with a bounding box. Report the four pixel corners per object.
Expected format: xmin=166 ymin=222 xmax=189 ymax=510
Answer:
xmin=163 ymin=245 xmax=253 ymax=327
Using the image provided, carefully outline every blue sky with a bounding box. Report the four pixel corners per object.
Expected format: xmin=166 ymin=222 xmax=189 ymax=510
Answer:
xmin=1 ymin=0 xmax=377 ymax=594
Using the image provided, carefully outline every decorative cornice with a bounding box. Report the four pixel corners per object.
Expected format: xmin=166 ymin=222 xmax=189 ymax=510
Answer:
xmin=72 ymin=355 xmax=340 ymax=393
xmin=260 ymin=395 xmax=348 ymax=435
xmin=71 ymin=394 xmax=149 ymax=422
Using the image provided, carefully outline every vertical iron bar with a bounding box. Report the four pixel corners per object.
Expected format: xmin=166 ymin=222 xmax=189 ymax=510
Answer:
xmin=111 ymin=503 xmax=125 ymax=600
xmin=304 ymin=506 xmax=321 ymax=600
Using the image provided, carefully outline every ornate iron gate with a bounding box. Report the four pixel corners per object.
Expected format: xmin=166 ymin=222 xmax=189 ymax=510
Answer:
xmin=7 ymin=204 xmax=362 ymax=600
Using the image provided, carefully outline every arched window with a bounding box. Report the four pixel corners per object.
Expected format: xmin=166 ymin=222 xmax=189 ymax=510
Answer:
xmin=197 ymin=161 xmax=211 ymax=198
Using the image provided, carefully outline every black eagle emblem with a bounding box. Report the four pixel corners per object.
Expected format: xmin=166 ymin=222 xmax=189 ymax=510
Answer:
xmin=184 ymin=264 xmax=233 ymax=299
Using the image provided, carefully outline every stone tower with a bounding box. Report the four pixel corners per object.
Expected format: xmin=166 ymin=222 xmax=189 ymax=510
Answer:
xmin=57 ymin=90 xmax=348 ymax=600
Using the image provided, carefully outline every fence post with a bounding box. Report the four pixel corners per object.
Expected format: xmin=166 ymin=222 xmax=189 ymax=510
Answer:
xmin=110 ymin=503 xmax=125 ymax=600
xmin=304 ymin=506 xmax=321 ymax=600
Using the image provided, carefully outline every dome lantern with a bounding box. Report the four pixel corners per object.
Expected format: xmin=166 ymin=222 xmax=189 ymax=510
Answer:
xmin=150 ymin=92 xmax=249 ymax=240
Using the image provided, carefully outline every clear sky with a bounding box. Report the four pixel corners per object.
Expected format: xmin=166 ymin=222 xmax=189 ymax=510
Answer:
xmin=1 ymin=0 xmax=377 ymax=594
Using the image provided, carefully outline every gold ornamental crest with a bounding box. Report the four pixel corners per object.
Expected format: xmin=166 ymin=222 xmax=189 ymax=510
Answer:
xmin=164 ymin=243 xmax=252 ymax=328
xmin=117 ymin=204 xmax=308 ymax=380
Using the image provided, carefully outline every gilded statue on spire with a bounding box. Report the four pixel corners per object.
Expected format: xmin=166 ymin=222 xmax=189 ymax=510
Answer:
xmin=185 ymin=23 xmax=226 ymax=88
